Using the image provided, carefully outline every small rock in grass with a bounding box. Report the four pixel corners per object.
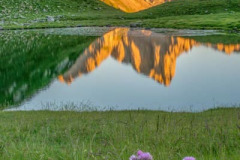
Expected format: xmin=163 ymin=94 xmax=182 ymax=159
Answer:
xmin=12 ymin=22 xmax=19 ymax=25
xmin=130 ymin=22 xmax=141 ymax=28
xmin=0 ymin=20 xmax=4 ymax=25
xmin=19 ymin=14 xmax=26 ymax=19
xmin=56 ymin=15 xmax=64 ymax=19
xmin=32 ymin=18 xmax=46 ymax=23
xmin=23 ymin=23 xmax=31 ymax=26
xmin=0 ymin=27 xmax=3 ymax=30
xmin=47 ymin=16 xmax=55 ymax=22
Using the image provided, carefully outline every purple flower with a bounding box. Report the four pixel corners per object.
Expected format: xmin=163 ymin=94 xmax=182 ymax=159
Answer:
xmin=138 ymin=152 xmax=153 ymax=160
xmin=129 ymin=150 xmax=153 ymax=160
xmin=137 ymin=150 xmax=144 ymax=156
xmin=183 ymin=157 xmax=196 ymax=160
xmin=129 ymin=155 xmax=138 ymax=160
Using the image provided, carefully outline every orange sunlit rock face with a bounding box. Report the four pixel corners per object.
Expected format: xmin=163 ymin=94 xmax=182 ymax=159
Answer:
xmin=58 ymin=28 xmax=240 ymax=86
xmin=100 ymin=0 xmax=170 ymax=13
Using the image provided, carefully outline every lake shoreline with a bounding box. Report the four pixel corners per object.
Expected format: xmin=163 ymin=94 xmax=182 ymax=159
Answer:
xmin=1 ymin=25 xmax=240 ymax=33
xmin=3 ymin=106 xmax=240 ymax=113
xmin=0 ymin=26 xmax=235 ymax=38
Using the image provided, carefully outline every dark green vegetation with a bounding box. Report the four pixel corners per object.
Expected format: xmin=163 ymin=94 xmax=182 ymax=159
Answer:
xmin=190 ymin=34 xmax=240 ymax=44
xmin=0 ymin=0 xmax=240 ymax=31
xmin=0 ymin=108 xmax=239 ymax=159
xmin=0 ymin=30 xmax=96 ymax=108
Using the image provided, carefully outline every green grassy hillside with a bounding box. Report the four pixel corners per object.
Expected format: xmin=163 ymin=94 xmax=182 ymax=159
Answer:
xmin=0 ymin=0 xmax=240 ymax=30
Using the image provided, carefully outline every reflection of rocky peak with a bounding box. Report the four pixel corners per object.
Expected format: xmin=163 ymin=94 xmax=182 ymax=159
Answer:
xmin=58 ymin=28 xmax=240 ymax=86
xmin=110 ymin=30 xmax=198 ymax=86
xmin=100 ymin=0 xmax=169 ymax=13
xmin=207 ymin=43 xmax=240 ymax=55
xmin=58 ymin=28 xmax=197 ymax=86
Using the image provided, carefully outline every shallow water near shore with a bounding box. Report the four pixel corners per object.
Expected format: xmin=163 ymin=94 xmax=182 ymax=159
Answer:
xmin=1 ymin=27 xmax=240 ymax=111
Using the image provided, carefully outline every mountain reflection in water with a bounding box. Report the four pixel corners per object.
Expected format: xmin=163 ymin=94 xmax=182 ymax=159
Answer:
xmin=58 ymin=28 xmax=240 ymax=86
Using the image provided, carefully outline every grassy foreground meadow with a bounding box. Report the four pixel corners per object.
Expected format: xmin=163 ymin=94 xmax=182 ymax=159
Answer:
xmin=0 ymin=108 xmax=240 ymax=160
xmin=0 ymin=0 xmax=240 ymax=31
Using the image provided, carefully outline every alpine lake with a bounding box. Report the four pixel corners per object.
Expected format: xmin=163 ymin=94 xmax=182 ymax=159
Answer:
xmin=1 ymin=27 xmax=240 ymax=112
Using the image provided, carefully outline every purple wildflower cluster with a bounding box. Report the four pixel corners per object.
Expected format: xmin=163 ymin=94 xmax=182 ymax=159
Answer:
xmin=129 ymin=150 xmax=196 ymax=160
xmin=183 ymin=157 xmax=196 ymax=160
xmin=129 ymin=150 xmax=153 ymax=160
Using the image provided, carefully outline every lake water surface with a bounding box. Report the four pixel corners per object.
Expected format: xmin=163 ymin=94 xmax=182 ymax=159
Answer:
xmin=1 ymin=27 xmax=240 ymax=111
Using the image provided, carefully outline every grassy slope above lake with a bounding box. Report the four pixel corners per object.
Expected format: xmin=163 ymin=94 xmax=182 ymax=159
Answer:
xmin=0 ymin=0 xmax=240 ymax=31
xmin=0 ymin=108 xmax=240 ymax=160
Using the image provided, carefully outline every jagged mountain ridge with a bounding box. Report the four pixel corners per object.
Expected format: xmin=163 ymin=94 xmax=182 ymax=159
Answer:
xmin=58 ymin=28 xmax=240 ymax=86
xmin=100 ymin=0 xmax=170 ymax=12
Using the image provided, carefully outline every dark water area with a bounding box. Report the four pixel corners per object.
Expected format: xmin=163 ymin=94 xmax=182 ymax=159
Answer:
xmin=1 ymin=27 xmax=240 ymax=111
